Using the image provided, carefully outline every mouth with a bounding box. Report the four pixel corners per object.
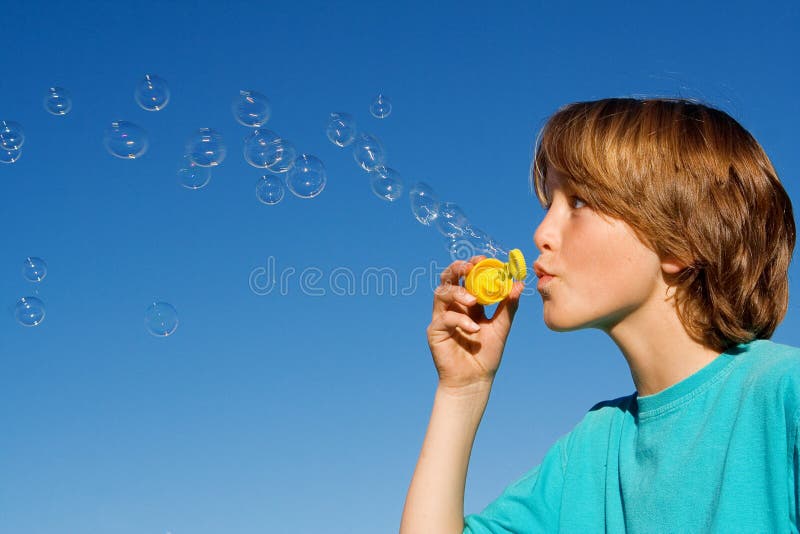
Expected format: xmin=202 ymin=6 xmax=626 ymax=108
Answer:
xmin=533 ymin=261 xmax=554 ymax=279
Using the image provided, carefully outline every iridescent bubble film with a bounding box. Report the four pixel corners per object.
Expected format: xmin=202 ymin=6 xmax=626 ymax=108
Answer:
xmin=177 ymin=157 xmax=212 ymax=190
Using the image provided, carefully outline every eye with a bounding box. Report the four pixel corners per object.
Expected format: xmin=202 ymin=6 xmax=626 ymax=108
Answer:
xmin=570 ymin=196 xmax=587 ymax=209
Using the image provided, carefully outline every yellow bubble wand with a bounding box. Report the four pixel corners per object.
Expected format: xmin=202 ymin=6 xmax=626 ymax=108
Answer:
xmin=464 ymin=248 xmax=527 ymax=305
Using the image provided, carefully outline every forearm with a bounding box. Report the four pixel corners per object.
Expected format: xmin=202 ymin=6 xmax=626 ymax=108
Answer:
xmin=400 ymin=381 xmax=493 ymax=534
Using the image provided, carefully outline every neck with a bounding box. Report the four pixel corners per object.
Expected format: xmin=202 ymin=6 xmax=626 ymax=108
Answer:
xmin=605 ymin=295 xmax=721 ymax=397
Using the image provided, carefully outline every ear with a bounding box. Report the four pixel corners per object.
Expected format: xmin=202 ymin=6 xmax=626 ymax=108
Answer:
xmin=661 ymin=257 xmax=688 ymax=275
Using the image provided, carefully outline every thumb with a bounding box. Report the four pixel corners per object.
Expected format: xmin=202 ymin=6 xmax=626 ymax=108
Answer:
xmin=491 ymin=281 xmax=524 ymax=334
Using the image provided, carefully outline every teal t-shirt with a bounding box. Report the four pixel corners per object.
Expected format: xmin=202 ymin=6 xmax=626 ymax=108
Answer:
xmin=464 ymin=339 xmax=800 ymax=533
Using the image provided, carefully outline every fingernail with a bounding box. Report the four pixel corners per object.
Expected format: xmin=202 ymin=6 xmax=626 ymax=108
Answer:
xmin=468 ymin=321 xmax=480 ymax=332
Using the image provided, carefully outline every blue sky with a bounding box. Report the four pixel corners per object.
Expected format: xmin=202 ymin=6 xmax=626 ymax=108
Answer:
xmin=1 ymin=1 xmax=799 ymax=532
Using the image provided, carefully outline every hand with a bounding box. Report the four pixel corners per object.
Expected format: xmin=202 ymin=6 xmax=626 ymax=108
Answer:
xmin=426 ymin=256 xmax=524 ymax=392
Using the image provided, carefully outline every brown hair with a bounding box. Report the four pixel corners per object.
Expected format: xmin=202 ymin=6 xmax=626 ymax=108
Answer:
xmin=531 ymin=98 xmax=795 ymax=352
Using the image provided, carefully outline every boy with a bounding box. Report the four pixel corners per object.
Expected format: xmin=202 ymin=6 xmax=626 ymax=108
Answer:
xmin=400 ymin=98 xmax=799 ymax=532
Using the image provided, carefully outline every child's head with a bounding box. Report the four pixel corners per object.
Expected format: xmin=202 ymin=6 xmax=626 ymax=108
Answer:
xmin=531 ymin=98 xmax=795 ymax=353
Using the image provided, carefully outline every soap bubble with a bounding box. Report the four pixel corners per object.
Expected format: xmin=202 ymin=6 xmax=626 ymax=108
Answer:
xmin=144 ymin=301 xmax=178 ymax=337
xmin=177 ymin=156 xmax=211 ymax=189
xmin=15 ymin=296 xmax=45 ymax=327
xmin=487 ymin=239 xmax=509 ymax=258
xmin=352 ymin=133 xmax=386 ymax=171
xmin=255 ymin=175 xmax=285 ymax=205
xmin=186 ymin=128 xmax=226 ymax=167
xmin=44 ymin=87 xmax=72 ymax=116
xmin=286 ymin=154 xmax=326 ymax=199
xmin=369 ymin=166 xmax=404 ymax=202
xmin=462 ymin=225 xmax=493 ymax=255
xmin=22 ymin=257 xmax=47 ymax=282
xmin=134 ymin=74 xmax=170 ymax=111
xmin=326 ymin=112 xmax=357 ymax=147
xmin=409 ymin=182 xmax=439 ymax=225
xmin=104 ymin=121 xmax=149 ymax=159
xmin=0 ymin=121 xmax=24 ymax=151
xmin=435 ymin=202 xmax=469 ymax=238
xmin=243 ymin=129 xmax=295 ymax=172
xmin=0 ymin=148 xmax=21 ymax=164
xmin=369 ymin=94 xmax=392 ymax=119
xmin=233 ymin=90 xmax=271 ymax=127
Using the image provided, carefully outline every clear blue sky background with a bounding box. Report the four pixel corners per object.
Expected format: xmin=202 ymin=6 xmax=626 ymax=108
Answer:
xmin=1 ymin=1 xmax=799 ymax=532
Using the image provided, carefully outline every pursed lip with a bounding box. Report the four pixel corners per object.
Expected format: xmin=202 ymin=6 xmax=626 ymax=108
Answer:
xmin=533 ymin=261 xmax=555 ymax=278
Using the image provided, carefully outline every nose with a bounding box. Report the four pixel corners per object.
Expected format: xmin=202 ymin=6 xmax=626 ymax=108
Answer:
xmin=533 ymin=210 xmax=558 ymax=254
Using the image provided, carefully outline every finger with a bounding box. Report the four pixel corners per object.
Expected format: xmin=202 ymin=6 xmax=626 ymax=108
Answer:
xmin=433 ymin=281 xmax=478 ymax=314
xmin=491 ymin=281 xmax=525 ymax=334
xmin=434 ymin=310 xmax=481 ymax=334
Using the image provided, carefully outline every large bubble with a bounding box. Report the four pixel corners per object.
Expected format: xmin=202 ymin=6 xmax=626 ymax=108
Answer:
xmin=352 ymin=133 xmax=386 ymax=171
xmin=409 ymin=182 xmax=439 ymax=225
xmin=435 ymin=202 xmax=469 ymax=238
xmin=326 ymin=112 xmax=357 ymax=147
xmin=369 ymin=166 xmax=404 ymax=202
xmin=286 ymin=154 xmax=326 ymax=199
xmin=15 ymin=296 xmax=45 ymax=327
xmin=134 ymin=74 xmax=170 ymax=111
xmin=104 ymin=121 xmax=149 ymax=159
xmin=0 ymin=148 xmax=21 ymax=164
xmin=233 ymin=90 xmax=271 ymax=127
xmin=186 ymin=128 xmax=226 ymax=167
xmin=243 ymin=129 xmax=295 ymax=172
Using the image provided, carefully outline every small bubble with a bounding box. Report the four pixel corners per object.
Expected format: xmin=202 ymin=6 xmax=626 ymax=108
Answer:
xmin=243 ymin=130 xmax=295 ymax=172
xmin=15 ymin=296 xmax=45 ymax=327
xmin=255 ymin=175 xmax=285 ymax=205
xmin=104 ymin=121 xmax=149 ymax=159
xmin=369 ymin=94 xmax=392 ymax=119
xmin=0 ymin=121 xmax=25 ymax=151
xmin=144 ymin=301 xmax=179 ymax=337
xmin=44 ymin=87 xmax=72 ymax=116
xmin=134 ymin=74 xmax=170 ymax=111
xmin=233 ymin=90 xmax=271 ymax=127
xmin=186 ymin=128 xmax=226 ymax=167
xmin=326 ymin=112 xmax=357 ymax=147
xmin=22 ymin=257 xmax=47 ymax=282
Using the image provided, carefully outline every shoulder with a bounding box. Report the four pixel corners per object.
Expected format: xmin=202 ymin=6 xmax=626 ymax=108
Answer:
xmin=733 ymin=339 xmax=800 ymax=425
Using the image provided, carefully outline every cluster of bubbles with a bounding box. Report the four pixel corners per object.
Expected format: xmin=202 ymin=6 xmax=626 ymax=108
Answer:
xmin=102 ymin=74 xmax=171 ymax=160
xmin=232 ymin=90 xmax=327 ymax=204
xmin=14 ymin=257 xmax=47 ymax=327
xmin=1 ymin=88 xmax=76 ymax=164
xmin=325 ymin=101 xmax=507 ymax=261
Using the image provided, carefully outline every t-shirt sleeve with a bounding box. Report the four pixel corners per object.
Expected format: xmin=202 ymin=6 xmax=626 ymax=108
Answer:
xmin=792 ymin=413 xmax=800 ymax=532
xmin=463 ymin=434 xmax=568 ymax=533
